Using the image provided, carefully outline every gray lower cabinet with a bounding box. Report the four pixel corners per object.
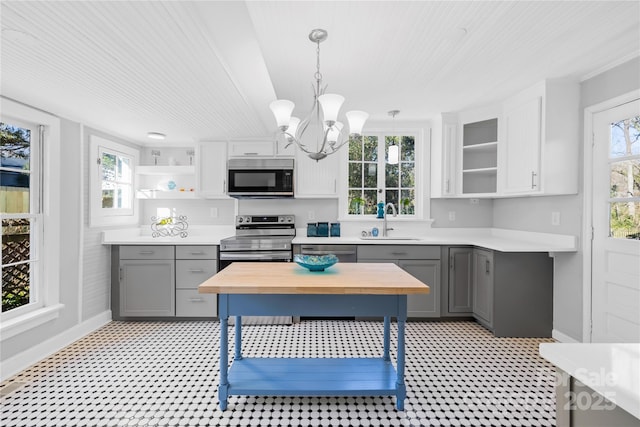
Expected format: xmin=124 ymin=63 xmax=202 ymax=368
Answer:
xmin=472 ymin=248 xmax=494 ymax=328
xmin=118 ymin=246 xmax=176 ymax=317
xmin=446 ymin=247 xmax=474 ymax=315
xmin=471 ymin=248 xmax=553 ymax=337
xmin=175 ymin=245 xmax=218 ymax=317
xmin=357 ymin=245 xmax=441 ymax=318
xmin=113 ymin=245 xmax=218 ymax=319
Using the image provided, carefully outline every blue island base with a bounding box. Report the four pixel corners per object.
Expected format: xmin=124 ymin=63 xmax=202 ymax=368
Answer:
xmin=219 ymin=357 xmax=405 ymax=410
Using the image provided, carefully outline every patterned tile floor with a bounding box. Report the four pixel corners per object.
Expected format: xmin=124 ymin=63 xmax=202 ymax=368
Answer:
xmin=1 ymin=320 xmax=556 ymax=427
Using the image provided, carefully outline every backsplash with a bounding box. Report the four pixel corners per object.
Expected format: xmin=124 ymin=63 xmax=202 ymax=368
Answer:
xmin=139 ymin=197 xmax=495 ymax=229
xmin=140 ymin=199 xmax=236 ymax=226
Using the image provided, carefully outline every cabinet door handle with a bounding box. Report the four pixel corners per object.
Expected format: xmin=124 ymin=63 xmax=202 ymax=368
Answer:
xmin=244 ymin=152 xmax=258 ymax=156
xmin=139 ymin=250 xmax=154 ymax=255
xmin=188 ymin=269 xmax=204 ymax=273
xmin=446 ymin=179 xmax=450 ymax=193
xmin=450 ymin=255 xmax=454 ymax=270
xmin=119 ymin=268 xmax=123 ymax=281
xmin=485 ymin=260 xmax=491 ymax=274
xmin=531 ymin=171 xmax=537 ymax=189
xmin=189 ymin=297 xmax=205 ymax=303
xmin=391 ymin=251 xmax=407 ymax=256
xmin=189 ymin=251 xmax=205 ymax=255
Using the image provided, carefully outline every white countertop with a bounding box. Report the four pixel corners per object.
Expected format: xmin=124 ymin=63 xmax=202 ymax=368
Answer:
xmin=539 ymin=343 xmax=640 ymax=419
xmin=293 ymin=228 xmax=577 ymax=252
xmin=103 ymin=226 xmax=577 ymax=252
xmin=102 ymin=225 xmax=235 ymax=245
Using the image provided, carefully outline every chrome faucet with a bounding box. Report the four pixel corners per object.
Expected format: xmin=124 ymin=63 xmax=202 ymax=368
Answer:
xmin=382 ymin=202 xmax=397 ymax=237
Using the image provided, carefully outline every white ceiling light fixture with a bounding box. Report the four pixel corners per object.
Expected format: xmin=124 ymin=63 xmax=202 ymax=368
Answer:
xmin=270 ymin=28 xmax=369 ymax=161
xmin=388 ymin=110 xmax=400 ymax=165
xmin=147 ymin=132 xmax=166 ymax=140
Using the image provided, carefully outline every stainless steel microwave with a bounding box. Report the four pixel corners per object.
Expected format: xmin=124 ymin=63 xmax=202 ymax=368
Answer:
xmin=227 ymin=158 xmax=294 ymax=198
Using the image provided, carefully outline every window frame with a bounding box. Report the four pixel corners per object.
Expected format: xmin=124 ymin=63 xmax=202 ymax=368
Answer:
xmin=1 ymin=97 xmax=62 ymax=339
xmin=1 ymin=119 xmax=42 ymax=318
xmin=340 ymin=127 xmax=426 ymax=221
xmin=89 ymin=135 xmax=139 ymax=227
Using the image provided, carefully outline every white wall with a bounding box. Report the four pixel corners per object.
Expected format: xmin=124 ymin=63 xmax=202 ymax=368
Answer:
xmin=430 ymin=198 xmax=494 ymax=228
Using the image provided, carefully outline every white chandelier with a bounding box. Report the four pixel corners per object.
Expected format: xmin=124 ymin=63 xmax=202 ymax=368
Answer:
xmin=270 ymin=28 xmax=369 ymax=161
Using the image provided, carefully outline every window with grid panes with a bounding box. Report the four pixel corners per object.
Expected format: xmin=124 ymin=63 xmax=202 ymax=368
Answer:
xmin=347 ymin=133 xmax=416 ymax=216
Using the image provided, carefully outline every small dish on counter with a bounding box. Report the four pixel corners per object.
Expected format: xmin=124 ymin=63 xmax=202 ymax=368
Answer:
xmin=294 ymin=254 xmax=339 ymax=272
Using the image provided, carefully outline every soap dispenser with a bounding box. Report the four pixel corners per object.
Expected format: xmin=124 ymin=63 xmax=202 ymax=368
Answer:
xmin=377 ymin=202 xmax=385 ymax=219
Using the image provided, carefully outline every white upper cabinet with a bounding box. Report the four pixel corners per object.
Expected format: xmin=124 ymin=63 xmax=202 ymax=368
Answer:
xmin=228 ymin=138 xmax=295 ymax=158
xmin=196 ymin=141 xmax=228 ymax=198
xmin=461 ymin=118 xmax=499 ymax=196
xmin=430 ymin=113 xmax=458 ymax=198
xmin=430 ymin=78 xmax=579 ymax=199
xmin=500 ymin=79 xmax=579 ymax=196
xmin=228 ymin=139 xmax=274 ymax=157
xmin=502 ymin=97 xmax=542 ymax=194
xmin=457 ymin=105 xmax=501 ymax=197
xmin=295 ymin=150 xmax=339 ymax=198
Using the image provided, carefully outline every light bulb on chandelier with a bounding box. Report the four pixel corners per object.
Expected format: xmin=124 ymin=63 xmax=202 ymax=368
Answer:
xmin=269 ymin=28 xmax=369 ymax=161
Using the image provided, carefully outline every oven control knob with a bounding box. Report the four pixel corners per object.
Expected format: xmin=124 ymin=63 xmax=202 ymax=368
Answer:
xmin=286 ymin=217 xmax=293 ymax=223
xmin=238 ymin=217 xmax=243 ymax=223
xmin=244 ymin=216 xmax=251 ymax=223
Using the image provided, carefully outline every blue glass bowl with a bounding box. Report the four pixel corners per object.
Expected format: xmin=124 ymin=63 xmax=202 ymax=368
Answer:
xmin=294 ymin=254 xmax=339 ymax=272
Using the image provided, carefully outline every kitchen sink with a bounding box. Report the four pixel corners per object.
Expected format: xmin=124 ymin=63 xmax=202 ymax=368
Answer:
xmin=360 ymin=236 xmax=422 ymax=241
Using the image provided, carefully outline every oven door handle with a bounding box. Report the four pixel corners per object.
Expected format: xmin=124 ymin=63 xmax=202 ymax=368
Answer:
xmin=219 ymin=252 xmax=291 ymax=261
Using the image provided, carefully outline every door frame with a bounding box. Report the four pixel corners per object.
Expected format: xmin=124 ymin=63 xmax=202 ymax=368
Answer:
xmin=582 ymin=89 xmax=640 ymax=342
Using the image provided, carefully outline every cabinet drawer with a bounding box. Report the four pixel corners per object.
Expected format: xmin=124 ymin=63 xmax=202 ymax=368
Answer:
xmin=176 ymin=260 xmax=218 ymax=289
xmin=120 ymin=245 xmax=174 ymax=260
xmin=176 ymin=245 xmax=218 ymax=260
xmin=176 ymin=289 xmax=217 ymax=317
xmin=357 ymin=245 xmax=440 ymax=260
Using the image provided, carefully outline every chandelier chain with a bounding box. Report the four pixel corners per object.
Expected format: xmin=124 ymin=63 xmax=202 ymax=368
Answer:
xmin=314 ymin=40 xmax=322 ymax=84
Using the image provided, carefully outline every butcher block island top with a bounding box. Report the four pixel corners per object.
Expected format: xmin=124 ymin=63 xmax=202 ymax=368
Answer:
xmin=198 ymin=262 xmax=430 ymax=295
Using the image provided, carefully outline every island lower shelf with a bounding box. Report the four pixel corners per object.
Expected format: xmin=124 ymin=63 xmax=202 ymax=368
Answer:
xmin=228 ymin=357 xmax=397 ymax=396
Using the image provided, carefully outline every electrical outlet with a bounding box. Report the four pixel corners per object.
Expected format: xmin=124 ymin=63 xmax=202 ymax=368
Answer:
xmin=469 ymin=198 xmax=480 ymax=205
xmin=210 ymin=207 xmax=218 ymax=218
xmin=448 ymin=211 xmax=456 ymax=221
xmin=551 ymin=211 xmax=560 ymax=226
xmin=308 ymin=211 xmax=315 ymax=220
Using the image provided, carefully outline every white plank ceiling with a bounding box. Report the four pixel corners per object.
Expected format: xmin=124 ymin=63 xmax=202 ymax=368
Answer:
xmin=1 ymin=1 xmax=638 ymax=146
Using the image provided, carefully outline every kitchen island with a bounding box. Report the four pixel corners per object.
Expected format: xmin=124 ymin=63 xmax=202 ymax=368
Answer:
xmin=198 ymin=262 xmax=430 ymax=410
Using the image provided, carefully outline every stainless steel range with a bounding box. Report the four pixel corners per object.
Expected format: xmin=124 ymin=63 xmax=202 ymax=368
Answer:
xmin=219 ymin=214 xmax=295 ymax=269
xmin=220 ymin=214 xmax=296 ymax=325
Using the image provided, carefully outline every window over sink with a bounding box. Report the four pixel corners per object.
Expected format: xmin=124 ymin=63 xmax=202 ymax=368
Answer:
xmin=346 ymin=131 xmax=419 ymax=217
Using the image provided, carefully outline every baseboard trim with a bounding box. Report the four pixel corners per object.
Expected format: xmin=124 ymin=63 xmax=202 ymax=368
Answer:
xmin=552 ymin=329 xmax=581 ymax=343
xmin=1 ymin=310 xmax=112 ymax=382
